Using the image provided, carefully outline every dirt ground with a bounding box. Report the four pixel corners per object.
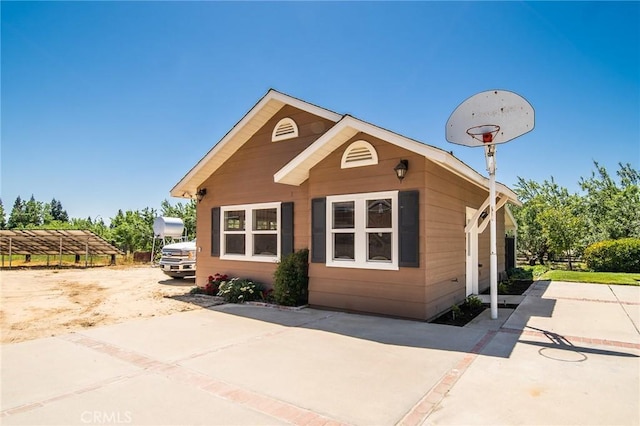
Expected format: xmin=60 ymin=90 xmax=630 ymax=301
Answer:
xmin=0 ymin=266 xmax=210 ymax=344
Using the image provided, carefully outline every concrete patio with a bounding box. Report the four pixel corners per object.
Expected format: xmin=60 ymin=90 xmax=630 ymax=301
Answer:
xmin=1 ymin=280 xmax=638 ymax=425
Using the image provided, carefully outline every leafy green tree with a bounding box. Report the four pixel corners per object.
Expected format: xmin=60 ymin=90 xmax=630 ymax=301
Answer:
xmin=7 ymin=196 xmax=26 ymax=229
xmin=538 ymin=193 xmax=587 ymax=270
xmin=513 ymin=162 xmax=638 ymax=267
xmin=579 ymin=162 xmax=640 ymax=243
xmin=109 ymin=208 xmax=157 ymax=254
xmin=52 ymin=216 xmax=111 ymax=240
xmin=23 ymin=195 xmax=43 ymax=227
xmin=88 ymin=216 xmax=110 ymax=240
xmin=41 ymin=201 xmax=54 ymax=225
xmin=511 ymin=179 xmax=550 ymax=264
xmin=49 ymin=198 xmax=69 ymax=223
xmin=0 ymin=199 xmax=6 ymax=229
xmin=512 ymin=177 xmax=588 ymax=267
xmin=160 ymin=199 xmax=196 ymax=239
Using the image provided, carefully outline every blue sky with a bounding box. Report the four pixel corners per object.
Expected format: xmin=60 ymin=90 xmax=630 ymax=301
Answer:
xmin=2 ymin=1 xmax=638 ymax=222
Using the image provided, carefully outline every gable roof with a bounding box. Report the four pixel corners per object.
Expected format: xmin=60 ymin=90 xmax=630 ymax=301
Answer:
xmin=170 ymin=89 xmax=342 ymax=198
xmin=273 ymin=114 xmax=520 ymax=204
xmin=171 ymin=89 xmax=520 ymax=205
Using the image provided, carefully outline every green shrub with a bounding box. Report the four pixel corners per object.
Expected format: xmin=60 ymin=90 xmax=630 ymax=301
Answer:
xmin=273 ymin=249 xmax=309 ymax=306
xmin=507 ymin=267 xmax=533 ymax=281
xmin=464 ymin=295 xmax=484 ymax=311
xmin=450 ymin=304 xmax=462 ymax=320
xmin=217 ymin=278 xmax=264 ymax=303
xmin=583 ymin=238 xmax=640 ymax=273
xmin=531 ymin=264 xmax=549 ymax=278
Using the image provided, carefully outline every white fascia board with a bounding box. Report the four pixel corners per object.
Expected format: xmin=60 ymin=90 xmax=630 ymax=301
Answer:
xmin=358 ymin=119 xmax=523 ymax=205
xmin=270 ymin=90 xmax=342 ymax=122
xmin=274 ymin=115 xmax=449 ymax=186
xmin=171 ymin=92 xmax=281 ymax=198
xmin=498 ymin=185 xmax=521 ymax=206
xmin=274 ymin=117 xmax=355 ymax=185
xmin=465 ymin=193 xmax=518 ymax=234
xmin=439 ymin=154 xmax=521 ymax=206
xmin=478 ymin=196 xmax=510 ymax=233
xmin=170 ymin=89 xmax=341 ymax=198
xmin=367 ymin=122 xmax=522 ymax=201
xmin=505 ymin=204 xmax=518 ymax=230
xmin=349 ymin=118 xmax=451 ymax=163
xmin=274 ymin=105 xmax=522 ymax=206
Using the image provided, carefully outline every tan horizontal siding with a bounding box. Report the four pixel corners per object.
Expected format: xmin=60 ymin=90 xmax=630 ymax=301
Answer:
xmin=426 ymin=265 xmax=465 ymax=284
xmin=423 ymin=237 xmax=464 ymax=255
xmin=307 ymin=136 xmax=428 ymax=319
xmin=194 ymin=110 xmax=511 ymax=322
xmin=310 ymin=263 xmax=425 ymax=282
xmin=424 ymin=292 xmax=466 ymax=321
xmin=309 ymin=135 xmax=426 ymax=197
xmin=422 ymin=159 xmax=502 ymax=319
xmin=311 ymin=292 xmax=426 ymax=320
xmin=194 ymin=107 xmax=334 ymax=288
xmin=309 ymin=277 xmax=424 ymax=301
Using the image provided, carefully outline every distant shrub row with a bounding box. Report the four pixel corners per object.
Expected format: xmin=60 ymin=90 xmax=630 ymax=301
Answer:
xmin=583 ymin=238 xmax=640 ymax=273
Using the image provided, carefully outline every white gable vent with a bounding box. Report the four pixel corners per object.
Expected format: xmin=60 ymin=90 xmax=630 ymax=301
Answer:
xmin=272 ymin=117 xmax=299 ymax=142
xmin=341 ymin=140 xmax=378 ymax=169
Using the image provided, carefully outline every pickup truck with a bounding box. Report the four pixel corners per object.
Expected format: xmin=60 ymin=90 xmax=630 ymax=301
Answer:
xmin=158 ymin=240 xmax=196 ymax=279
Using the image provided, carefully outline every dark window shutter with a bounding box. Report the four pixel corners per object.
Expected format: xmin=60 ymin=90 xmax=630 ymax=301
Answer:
xmin=311 ymin=197 xmax=326 ymax=263
xmin=211 ymin=207 xmax=220 ymax=257
xmin=281 ymin=202 xmax=294 ymax=257
xmin=399 ymin=190 xmax=419 ymax=267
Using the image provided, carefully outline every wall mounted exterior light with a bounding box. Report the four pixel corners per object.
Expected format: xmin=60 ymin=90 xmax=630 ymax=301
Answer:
xmin=196 ymin=188 xmax=207 ymax=202
xmin=394 ymin=160 xmax=409 ymax=181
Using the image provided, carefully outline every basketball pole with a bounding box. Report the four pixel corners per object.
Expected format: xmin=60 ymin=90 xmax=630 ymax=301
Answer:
xmin=485 ymin=144 xmax=498 ymax=319
xmin=446 ymin=90 xmax=534 ymax=321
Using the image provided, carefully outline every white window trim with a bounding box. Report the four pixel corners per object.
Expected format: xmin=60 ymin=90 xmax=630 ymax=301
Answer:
xmin=272 ymin=117 xmax=299 ymax=142
xmin=340 ymin=140 xmax=378 ymax=169
xmin=220 ymin=202 xmax=281 ymax=262
xmin=326 ymin=191 xmax=398 ymax=270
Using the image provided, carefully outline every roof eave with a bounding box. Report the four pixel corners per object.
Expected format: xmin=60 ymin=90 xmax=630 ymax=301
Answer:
xmin=274 ymin=115 xmax=521 ymax=205
xmin=170 ymin=89 xmax=342 ymax=198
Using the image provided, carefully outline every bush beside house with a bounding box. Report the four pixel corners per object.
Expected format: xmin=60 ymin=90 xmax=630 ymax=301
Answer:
xmin=273 ymin=249 xmax=309 ymax=307
xmin=583 ymin=238 xmax=640 ymax=273
xmin=189 ymin=249 xmax=310 ymax=307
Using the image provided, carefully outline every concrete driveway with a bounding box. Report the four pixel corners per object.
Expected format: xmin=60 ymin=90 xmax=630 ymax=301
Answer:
xmin=1 ymin=281 xmax=638 ymax=425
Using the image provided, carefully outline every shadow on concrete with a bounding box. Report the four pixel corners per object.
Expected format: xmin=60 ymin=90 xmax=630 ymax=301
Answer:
xmin=519 ymin=325 xmax=638 ymax=359
xmin=520 ymin=340 xmax=638 ymax=359
xmin=157 ymin=276 xmax=196 ymax=286
xmin=170 ymin=279 xmax=638 ymax=359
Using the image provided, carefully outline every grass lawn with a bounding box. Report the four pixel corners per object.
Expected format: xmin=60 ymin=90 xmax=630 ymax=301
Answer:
xmin=1 ymin=254 xmax=132 ymax=268
xmin=541 ymin=270 xmax=640 ymax=286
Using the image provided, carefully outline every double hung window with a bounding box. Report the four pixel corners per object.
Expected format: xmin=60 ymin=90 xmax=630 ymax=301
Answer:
xmin=221 ymin=202 xmax=280 ymax=261
xmin=326 ymin=191 xmax=398 ymax=270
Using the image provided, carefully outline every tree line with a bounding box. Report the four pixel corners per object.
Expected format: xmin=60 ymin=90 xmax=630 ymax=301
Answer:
xmin=511 ymin=162 xmax=639 ymax=269
xmin=0 ymin=196 xmax=196 ymax=255
xmin=1 ymin=162 xmax=638 ymax=264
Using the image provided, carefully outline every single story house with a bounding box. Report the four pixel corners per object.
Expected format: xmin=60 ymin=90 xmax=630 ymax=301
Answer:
xmin=171 ymin=89 xmax=519 ymax=321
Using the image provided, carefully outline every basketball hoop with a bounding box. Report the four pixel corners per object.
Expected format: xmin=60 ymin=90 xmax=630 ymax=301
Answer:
xmin=446 ymin=90 xmax=535 ymax=321
xmin=467 ymin=125 xmax=500 ymax=144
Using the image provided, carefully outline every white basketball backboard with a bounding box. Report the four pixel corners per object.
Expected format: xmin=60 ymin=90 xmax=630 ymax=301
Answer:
xmin=446 ymin=90 xmax=534 ymax=147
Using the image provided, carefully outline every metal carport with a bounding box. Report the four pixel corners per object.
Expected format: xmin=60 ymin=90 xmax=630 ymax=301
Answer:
xmin=0 ymin=229 xmax=123 ymax=268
